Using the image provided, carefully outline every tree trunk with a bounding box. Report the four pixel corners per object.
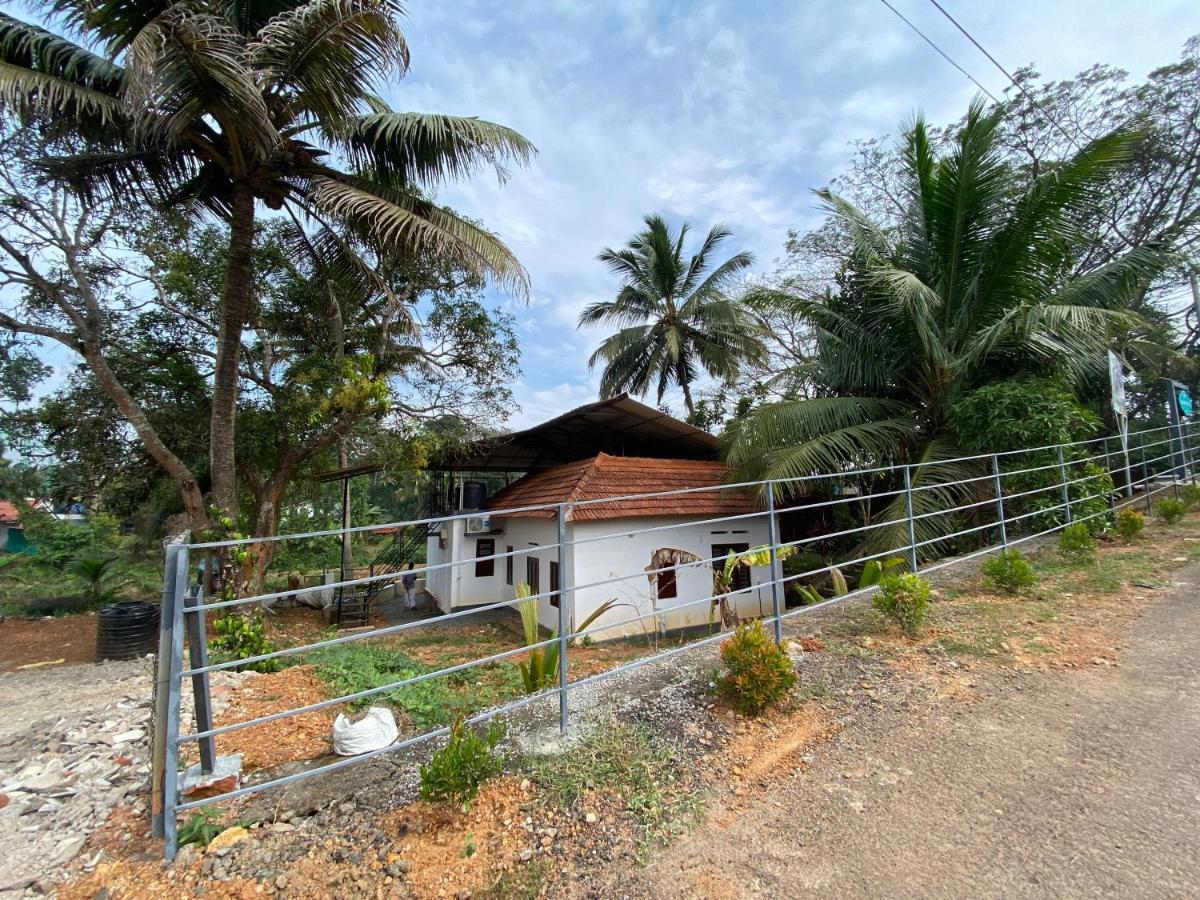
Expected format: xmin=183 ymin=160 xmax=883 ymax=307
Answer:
xmin=209 ymin=186 xmax=257 ymax=517
xmin=678 ymin=368 xmax=696 ymax=418
xmin=245 ymin=470 xmax=289 ymax=594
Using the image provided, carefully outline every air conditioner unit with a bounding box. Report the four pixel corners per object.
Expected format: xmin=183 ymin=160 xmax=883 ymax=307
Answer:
xmin=464 ymin=515 xmax=495 ymax=535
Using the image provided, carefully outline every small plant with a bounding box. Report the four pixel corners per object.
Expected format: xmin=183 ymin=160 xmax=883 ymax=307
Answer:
xmin=178 ymin=808 xmax=225 ymax=848
xmin=1057 ymin=522 xmax=1095 ymax=561
xmin=208 ymin=613 xmax=282 ymax=673
xmin=981 ymin=549 xmax=1036 ymax=594
xmin=713 ymin=620 xmax=797 ymax=714
xmin=67 ymin=554 xmax=130 ymax=606
xmin=872 ymin=573 xmax=931 ymax=636
xmin=1180 ymin=483 xmax=1200 ymax=509
xmin=1113 ymin=508 xmax=1145 ymax=540
xmin=1155 ymin=497 xmax=1187 ymax=525
xmin=460 ymin=833 xmax=477 ymax=858
xmin=514 ymin=583 xmax=615 ymax=693
xmin=419 ymin=718 xmax=505 ymax=808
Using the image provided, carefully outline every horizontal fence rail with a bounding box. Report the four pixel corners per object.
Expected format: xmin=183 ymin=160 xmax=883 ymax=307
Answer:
xmin=152 ymin=420 xmax=1200 ymax=858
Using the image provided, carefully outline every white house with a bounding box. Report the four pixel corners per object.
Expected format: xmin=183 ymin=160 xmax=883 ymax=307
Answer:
xmin=425 ymin=396 xmax=781 ymax=641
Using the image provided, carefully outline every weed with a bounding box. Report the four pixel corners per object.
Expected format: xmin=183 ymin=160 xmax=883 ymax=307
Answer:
xmin=460 ymin=833 xmax=477 ymax=858
xmin=527 ymin=724 xmax=699 ymax=857
xmin=980 ymin=549 xmax=1036 ymax=594
xmin=484 ymin=859 xmax=552 ymax=899
xmin=714 ymin=620 xmax=797 ymax=715
xmin=1155 ymin=498 xmax=1187 ymax=525
xmin=177 ymin=807 xmax=225 ymax=847
xmin=208 ymin=614 xmax=283 ymax=674
xmin=873 ymin=573 xmax=931 ymax=636
xmin=1180 ymin=483 xmax=1200 ymax=508
xmin=419 ymin=718 xmax=505 ymax=808
xmin=1057 ymin=522 xmax=1095 ymax=561
xmin=1113 ymin=508 xmax=1145 ymax=540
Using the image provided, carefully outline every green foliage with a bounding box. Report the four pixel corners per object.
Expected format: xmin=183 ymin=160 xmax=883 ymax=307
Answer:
xmin=208 ymin=614 xmax=283 ymax=674
xmin=950 ymin=377 xmax=1102 ymax=450
xmin=1113 ymin=508 xmax=1145 ymax=540
xmin=794 ymin=556 xmax=905 ymax=604
xmin=981 ymin=549 xmax=1036 ymax=594
xmin=714 ymin=620 xmax=797 ymax=715
xmin=1155 ymin=498 xmax=1187 ymax=525
xmin=17 ymin=507 xmax=99 ymax=567
xmin=311 ymin=642 xmax=524 ymax=729
xmin=66 ymin=554 xmax=128 ymax=606
xmin=514 ymin=583 xmax=616 ymax=693
xmin=177 ymin=808 xmax=225 ymax=848
xmin=418 ymin=718 xmax=505 ymax=808
xmin=873 ymin=573 xmax=931 ymax=636
xmin=1179 ymin=484 xmax=1200 ymax=509
xmin=1058 ymin=522 xmax=1096 ymax=560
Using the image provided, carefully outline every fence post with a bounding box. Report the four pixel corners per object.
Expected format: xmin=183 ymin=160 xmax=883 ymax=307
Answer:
xmin=556 ymin=503 xmax=570 ymax=734
xmin=183 ymin=584 xmax=216 ymax=773
xmin=766 ymin=482 xmax=783 ymax=643
xmin=1140 ymin=433 xmax=1152 ymax=511
xmin=163 ymin=546 xmax=188 ymax=861
xmin=902 ymin=464 xmax=918 ymax=572
xmin=991 ymin=454 xmax=1008 ymax=548
xmin=1057 ymin=444 xmax=1072 ymax=524
xmin=150 ymin=542 xmax=181 ymax=840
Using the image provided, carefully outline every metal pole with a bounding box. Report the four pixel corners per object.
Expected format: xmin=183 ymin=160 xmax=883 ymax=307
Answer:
xmin=556 ymin=503 xmax=570 ymax=734
xmin=183 ymin=583 xmax=216 ymax=773
xmin=902 ymin=464 xmax=918 ymax=572
xmin=991 ymin=454 xmax=1008 ymax=548
xmin=163 ymin=546 xmax=189 ymax=861
xmin=1120 ymin=421 xmax=1133 ymax=498
xmin=766 ymin=482 xmax=783 ymax=643
xmin=150 ymin=542 xmax=182 ymax=839
xmin=1140 ymin=433 xmax=1152 ymax=511
xmin=1057 ymin=444 xmax=1072 ymax=524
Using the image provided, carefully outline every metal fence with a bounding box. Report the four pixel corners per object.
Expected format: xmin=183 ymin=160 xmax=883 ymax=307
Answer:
xmin=149 ymin=420 xmax=1200 ymax=858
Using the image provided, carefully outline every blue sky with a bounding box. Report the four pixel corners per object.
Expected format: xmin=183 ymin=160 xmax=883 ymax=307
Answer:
xmin=388 ymin=0 xmax=1199 ymax=428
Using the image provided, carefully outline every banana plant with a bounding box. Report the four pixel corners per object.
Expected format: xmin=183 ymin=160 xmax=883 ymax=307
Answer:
xmin=712 ymin=544 xmax=798 ymax=629
xmin=794 ymin=556 xmax=907 ymax=605
xmin=514 ymin=583 xmax=616 ymax=693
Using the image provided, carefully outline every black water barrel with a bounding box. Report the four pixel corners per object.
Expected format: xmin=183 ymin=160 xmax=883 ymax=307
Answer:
xmin=96 ymin=601 xmax=160 ymax=661
xmin=462 ymin=480 xmax=487 ymax=510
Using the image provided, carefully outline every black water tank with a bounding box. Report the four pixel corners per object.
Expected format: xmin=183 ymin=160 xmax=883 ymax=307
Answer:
xmin=96 ymin=601 xmax=160 ymax=661
xmin=462 ymin=480 xmax=487 ymax=510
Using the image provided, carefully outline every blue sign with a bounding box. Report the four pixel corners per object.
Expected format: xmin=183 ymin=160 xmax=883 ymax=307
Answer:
xmin=1178 ymin=388 xmax=1193 ymax=417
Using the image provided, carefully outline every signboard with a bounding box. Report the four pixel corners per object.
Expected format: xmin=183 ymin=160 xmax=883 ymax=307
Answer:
xmin=1107 ymin=350 xmax=1127 ymax=419
xmin=1178 ymin=386 xmax=1193 ymax=418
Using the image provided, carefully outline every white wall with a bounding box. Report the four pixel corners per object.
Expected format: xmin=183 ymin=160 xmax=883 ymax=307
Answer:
xmin=426 ymin=512 xmax=780 ymax=641
xmin=569 ymin=514 xmax=778 ymax=641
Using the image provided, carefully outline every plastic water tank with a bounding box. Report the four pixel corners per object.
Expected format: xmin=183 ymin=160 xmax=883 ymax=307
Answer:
xmin=96 ymin=601 xmax=160 ymax=660
xmin=461 ymin=480 xmax=487 ymax=510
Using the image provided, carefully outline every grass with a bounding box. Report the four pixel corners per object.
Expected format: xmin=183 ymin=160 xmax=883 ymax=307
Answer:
xmin=308 ymin=640 xmax=525 ymax=729
xmin=483 ymin=859 xmax=552 ymax=899
xmin=0 ymin=553 xmax=163 ymax=617
xmin=525 ymin=723 xmax=702 ymax=859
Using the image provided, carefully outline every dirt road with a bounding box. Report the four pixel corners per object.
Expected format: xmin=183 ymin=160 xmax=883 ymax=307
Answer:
xmin=622 ymin=565 xmax=1200 ymax=899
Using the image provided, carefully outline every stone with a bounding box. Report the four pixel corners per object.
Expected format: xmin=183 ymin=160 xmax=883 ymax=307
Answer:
xmin=584 ymin=813 xmax=598 ymax=824
xmin=181 ymin=755 xmax=243 ymax=800
xmin=271 ymin=822 xmax=296 ymax=833
xmin=518 ymin=849 xmax=533 ymax=862
xmin=205 ymin=826 xmax=252 ymax=854
xmin=108 ymin=729 xmax=145 ymax=745
xmin=275 ymin=875 xmax=289 ymax=890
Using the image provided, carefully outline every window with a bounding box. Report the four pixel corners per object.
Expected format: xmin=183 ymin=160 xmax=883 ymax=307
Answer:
xmin=526 ymin=556 xmax=540 ymax=596
xmin=656 ymin=568 xmax=677 ymax=600
xmin=549 ymin=561 xmax=560 ymax=608
xmin=505 ymin=546 xmax=514 ymax=585
xmin=713 ymin=543 xmax=751 ymax=593
xmin=475 ymin=539 xmax=495 ymax=578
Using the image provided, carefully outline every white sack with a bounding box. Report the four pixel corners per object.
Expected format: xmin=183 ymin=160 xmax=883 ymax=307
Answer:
xmin=332 ymin=707 xmax=399 ymax=756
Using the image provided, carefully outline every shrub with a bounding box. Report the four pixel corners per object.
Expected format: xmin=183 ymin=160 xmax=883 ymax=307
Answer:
xmin=419 ymin=718 xmax=505 ymax=807
xmin=1113 ymin=508 xmax=1145 ymax=540
xmin=1057 ymin=522 xmax=1095 ymax=560
xmin=714 ymin=620 xmax=797 ymax=714
xmin=1181 ymin=483 xmax=1200 ymax=509
xmin=1155 ymin=498 xmax=1187 ymax=525
xmin=208 ymin=613 xmax=283 ymax=673
xmin=873 ymin=573 xmax=931 ymax=636
xmin=980 ymin=549 xmax=1036 ymax=594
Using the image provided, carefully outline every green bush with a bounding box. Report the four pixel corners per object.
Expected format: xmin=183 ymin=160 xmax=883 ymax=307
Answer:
xmin=981 ymin=549 xmax=1036 ymax=594
xmin=1155 ymin=498 xmax=1187 ymax=525
xmin=1180 ymin=483 xmax=1200 ymax=509
xmin=1057 ymin=522 xmax=1095 ymax=561
xmin=714 ymin=620 xmax=797 ymax=714
xmin=208 ymin=613 xmax=283 ymax=673
xmin=419 ymin=718 xmax=505 ymax=807
xmin=1113 ymin=508 xmax=1145 ymax=540
xmin=873 ymin=573 xmax=931 ymax=636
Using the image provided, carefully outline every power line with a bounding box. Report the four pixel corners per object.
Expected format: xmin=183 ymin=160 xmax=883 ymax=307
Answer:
xmin=924 ymin=0 xmax=1093 ymax=154
xmin=878 ymin=0 xmax=1000 ymax=105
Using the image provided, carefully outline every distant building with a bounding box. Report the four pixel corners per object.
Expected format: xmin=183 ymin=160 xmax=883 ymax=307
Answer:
xmin=0 ymin=501 xmax=26 ymax=553
xmin=425 ymin=396 xmax=779 ymax=640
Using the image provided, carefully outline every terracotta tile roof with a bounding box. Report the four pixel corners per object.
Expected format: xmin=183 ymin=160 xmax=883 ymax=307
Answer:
xmin=486 ymin=453 xmax=760 ymax=521
xmin=0 ymin=500 xmax=20 ymax=524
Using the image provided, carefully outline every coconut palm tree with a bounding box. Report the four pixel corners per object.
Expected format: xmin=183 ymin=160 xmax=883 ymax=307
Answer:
xmin=724 ymin=100 xmax=1172 ymax=545
xmin=579 ymin=214 xmax=764 ymax=418
xmin=0 ymin=1 xmax=533 ymax=520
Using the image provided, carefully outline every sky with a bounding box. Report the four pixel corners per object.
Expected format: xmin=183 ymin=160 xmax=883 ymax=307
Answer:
xmin=386 ymin=0 xmax=1200 ymax=428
